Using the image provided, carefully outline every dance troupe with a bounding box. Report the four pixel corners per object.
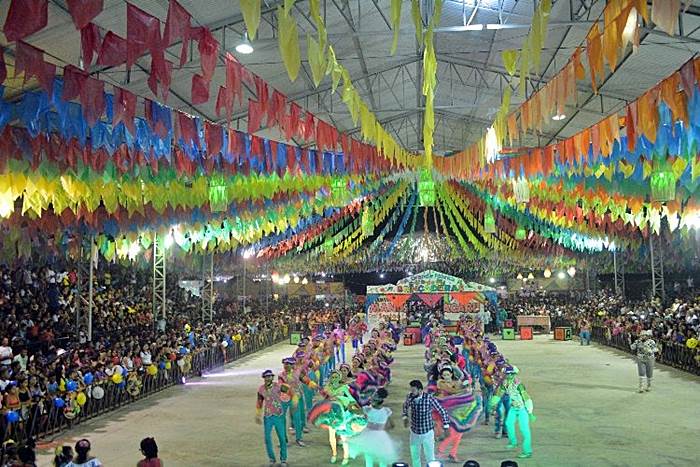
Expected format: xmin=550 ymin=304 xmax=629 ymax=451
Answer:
xmin=255 ymin=314 xmax=535 ymax=467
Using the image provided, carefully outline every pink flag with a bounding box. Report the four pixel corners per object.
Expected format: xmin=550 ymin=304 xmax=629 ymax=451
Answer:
xmin=417 ymin=293 xmax=442 ymax=308
xmin=66 ymin=0 xmax=103 ymax=30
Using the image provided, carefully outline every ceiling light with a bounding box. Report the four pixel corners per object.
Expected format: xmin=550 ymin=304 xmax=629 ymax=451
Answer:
xmin=543 ymin=268 xmax=552 ymax=278
xmin=235 ymin=32 xmax=254 ymax=54
xmin=527 ymin=272 xmax=534 ymax=280
xmin=552 ymin=113 xmax=566 ymax=121
xmin=380 ymin=273 xmax=386 ymax=279
xmin=301 ymin=277 xmax=308 ymax=285
xmin=489 ymin=277 xmax=496 ymax=283
xmin=293 ymin=275 xmax=300 ymax=284
xmin=557 ymin=271 xmax=566 ymax=279
xmin=567 ymin=266 xmax=577 ymax=277
xmin=516 ymin=273 xmax=523 ymax=280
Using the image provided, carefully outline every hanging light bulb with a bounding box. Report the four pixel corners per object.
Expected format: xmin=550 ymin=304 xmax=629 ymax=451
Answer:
xmin=543 ymin=268 xmax=552 ymax=278
xmin=235 ymin=32 xmax=254 ymax=54
xmin=516 ymin=273 xmax=523 ymax=280
xmin=567 ymin=266 xmax=576 ymax=277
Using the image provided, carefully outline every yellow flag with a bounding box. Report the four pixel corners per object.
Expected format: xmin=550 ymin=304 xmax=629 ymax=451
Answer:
xmin=502 ymin=49 xmax=517 ymax=76
xmin=240 ymin=0 xmax=261 ymax=40
xmin=277 ymin=7 xmax=301 ymax=82
xmin=411 ymin=0 xmax=423 ymax=48
xmin=307 ymin=34 xmax=325 ymax=87
xmin=671 ymin=157 xmax=688 ymax=179
xmin=518 ymin=48 xmax=529 ymax=97
xmin=390 ymin=0 xmax=403 ymax=55
xmin=692 ymin=156 xmax=700 ymax=181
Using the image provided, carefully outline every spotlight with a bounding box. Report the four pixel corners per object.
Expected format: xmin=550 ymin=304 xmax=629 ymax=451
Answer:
xmin=543 ymin=268 xmax=552 ymax=278
xmin=567 ymin=266 xmax=576 ymax=277
xmin=235 ymin=32 xmax=254 ymax=54
xmin=552 ymin=113 xmax=566 ymax=121
xmin=301 ymin=277 xmax=308 ymax=285
xmin=489 ymin=277 xmax=496 ymax=284
xmin=557 ymin=271 xmax=566 ymax=279
xmin=380 ymin=273 xmax=386 ymax=279
xmin=516 ymin=273 xmax=523 ymax=280
xmin=527 ymin=272 xmax=534 ymax=280
xmin=293 ymin=275 xmax=300 ymax=284
xmin=427 ymin=462 xmax=444 ymax=467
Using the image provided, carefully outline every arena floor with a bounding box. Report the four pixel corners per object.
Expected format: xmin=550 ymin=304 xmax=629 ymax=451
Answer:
xmin=36 ymin=335 xmax=700 ymax=467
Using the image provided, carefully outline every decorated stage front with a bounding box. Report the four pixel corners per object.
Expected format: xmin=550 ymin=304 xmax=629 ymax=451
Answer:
xmin=365 ymin=270 xmax=497 ymax=327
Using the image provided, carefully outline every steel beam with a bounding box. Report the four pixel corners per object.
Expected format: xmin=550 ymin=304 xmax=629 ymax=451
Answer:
xmin=613 ymin=249 xmax=625 ymax=297
xmin=75 ymin=235 xmax=95 ymax=342
xmin=152 ymin=233 xmax=167 ymax=327
xmin=201 ymin=253 xmax=214 ymax=323
xmin=649 ymin=235 xmax=665 ymax=300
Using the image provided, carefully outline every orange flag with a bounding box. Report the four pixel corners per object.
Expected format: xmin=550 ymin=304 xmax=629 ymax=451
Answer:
xmin=587 ymin=23 xmax=604 ymax=93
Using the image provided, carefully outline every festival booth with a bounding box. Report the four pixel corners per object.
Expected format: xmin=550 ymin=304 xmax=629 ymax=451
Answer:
xmin=365 ymin=270 xmax=498 ymax=344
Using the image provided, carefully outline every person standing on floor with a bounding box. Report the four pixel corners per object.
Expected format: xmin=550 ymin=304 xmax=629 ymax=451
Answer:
xmin=256 ymin=369 xmax=289 ymax=467
xmin=402 ymin=379 xmax=450 ymax=467
xmin=278 ymin=357 xmax=309 ymax=447
xmin=489 ymin=366 xmax=535 ymax=459
xmin=629 ymin=329 xmax=660 ymax=393
xmin=579 ymin=318 xmax=591 ymax=345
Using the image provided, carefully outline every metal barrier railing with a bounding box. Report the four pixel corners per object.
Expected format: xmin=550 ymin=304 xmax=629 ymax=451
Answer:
xmin=591 ymin=326 xmax=700 ymax=376
xmin=0 ymin=327 xmax=289 ymax=452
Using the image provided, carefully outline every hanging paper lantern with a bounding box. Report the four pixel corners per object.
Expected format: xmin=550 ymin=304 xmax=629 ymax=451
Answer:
xmin=543 ymin=268 xmax=552 ymax=278
xmin=512 ymin=177 xmax=530 ymax=204
xmin=208 ymin=175 xmax=228 ymax=212
xmin=332 ymin=178 xmax=346 ymax=205
xmin=484 ymin=206 xmax=496 ymax=233
xmin=650 ymin=170 xmax=676 ymax=202
xmin=362 ymin=207 xmax=374 ymax=237
xmin=515 ymin=226 xmax=527 ymax=240
xmin=418 ymin=169 xmax=436 ymax=207
xmin=323 ymin=236 xmax=334 ymax=255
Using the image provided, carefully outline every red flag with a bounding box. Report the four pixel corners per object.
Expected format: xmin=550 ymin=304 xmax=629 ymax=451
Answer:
xmin=126 ymin=3 xmax=161 ymax=70
xmin=15 ymin=42 xmax=55 ymax=97
xmin=198 ymin=28 xmax=219 ymax=82
xmin=205 ymin=121 xmax=222 ymax=157
xmin=163 ymin=0 xmax=191 ymax=66
xmin=66 ymin=0 xmax=103 ymax=30
xmin=113 ymin=87 xmax=136 ymax=136
xmin=248 ymin=99 xmax=264 ymax=134
xmin=177 ymin=111 xmax=198 ymax=147
xmin=62 ymin=65 xmax=87 ymax=101
xmin=80 ymin=23 xmax=101 ymax=67
xmin=3 ymin=0 xmax=48 ymax=42
xmin=215 ymin=86 xmax=234 ymax=121
xmin=97 ymin=31 xmax=127 ymax=67
xmin=191 ymin=74 xmax=210 ymax=105
xmin=225 ymin=53 xmax=243 ymax=105
xmin=80 ymin=76 xmax=105 ymax=127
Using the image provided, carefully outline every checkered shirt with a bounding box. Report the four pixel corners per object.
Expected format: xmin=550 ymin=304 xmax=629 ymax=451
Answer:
xmin=402 ymin=392 xmax=449 ymax=435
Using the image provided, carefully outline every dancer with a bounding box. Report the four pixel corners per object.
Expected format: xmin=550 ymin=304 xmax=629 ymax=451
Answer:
xmin=489 ymin=366 xmax=535 ymax=459
xmin=256 ymin=369 xmax=288 ymax=467
xmin=402 ymin=380 xmax=450 ymax=467
xmin=629 ymin=329 xmax=659 ymax=392
xmin=333 ymin=324 xmax=347 ymax=364
xmin=278 ymin=357 xmax=308 ymax=447
xmin=321 ymin=370 xmax=357 ymax=465
xmin=346 ymin=388 xmax=399 ymax=467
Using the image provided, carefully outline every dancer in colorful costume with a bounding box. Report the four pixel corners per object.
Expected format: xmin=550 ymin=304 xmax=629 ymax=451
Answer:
xmin=346 ymin=387 xmax=399 ymax=467
xmin=279 ymin=357 xmax=314 ymax=447
xmin=489 ymin=366 xmax=535 ymax=459
xmin=333 ymin=323 xmax=347 ymax=364
xmin=256 ymin=369 xmax=289 ymax=467
xmin=310 ymin=370 xmax=362 ymax=465
xmin=432 ymin=366 xmax=482 ymax=463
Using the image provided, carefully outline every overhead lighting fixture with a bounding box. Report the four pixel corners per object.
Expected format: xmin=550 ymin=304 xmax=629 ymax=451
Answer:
xmin=235 ymin=32 xmax=254 ymax=54
xmin=379 ymin=273 xmax=386 ymax=279
xmin=543 ymin=268 xmax=552 ymax=278
xmin=516 ymin=273 xmax=523 ymax=280
xmin=293 ymin=275 xmax=300 ymax=284
xmin=567 ymin=266 xmax=577 ymax=277
xmin=489 ymin=277 xmax=496 ymax=284
xmin=557 ymin=271 xmax=566 ymax=279
xmin=527 ymin=272 xmax=534 ymax=280
xmin=552 ymin=113 xmax=566 ymax=121
xmin=301 ymin=277 xmax=308 ymax=285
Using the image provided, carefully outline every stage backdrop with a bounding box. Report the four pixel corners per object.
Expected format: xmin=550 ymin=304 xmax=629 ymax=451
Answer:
xmin=365 ymin=270 xmax=497 ymax=328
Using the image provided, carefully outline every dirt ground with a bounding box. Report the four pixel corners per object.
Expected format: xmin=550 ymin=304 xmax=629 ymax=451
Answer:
xmin=36 ymin=334 xmax=700 ymax=467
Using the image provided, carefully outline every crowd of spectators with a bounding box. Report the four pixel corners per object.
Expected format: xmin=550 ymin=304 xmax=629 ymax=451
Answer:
xmin=500 ymin=286 xmax=700 ymax=373
xmin=0 ymin=261 xmax=348 ymax=459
